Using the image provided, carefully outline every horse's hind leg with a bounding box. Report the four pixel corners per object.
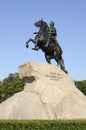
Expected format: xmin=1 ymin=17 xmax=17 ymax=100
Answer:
xmin=59 ymin=58 xmax=65 ymax=70
xmin=59 ymin=58 xmax=68 ymax=73
xmin=45 ymin=54 xmax=51 ymax=64
xmin=54 ymin=51 xmax=60 ymax=66
xmin=54 ymin=57 xmax=59 ymax=67
xmin=54 ymin=52 xmax=67 ymax=73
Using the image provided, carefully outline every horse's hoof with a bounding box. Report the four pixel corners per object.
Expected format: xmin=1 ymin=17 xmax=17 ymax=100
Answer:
xmin=65 ymin=70 xmax=68 ymax=74
xmin=26 ymin=45 xmax=29 ymax=48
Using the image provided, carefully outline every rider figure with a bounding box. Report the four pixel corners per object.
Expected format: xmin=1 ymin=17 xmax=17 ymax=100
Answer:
xmin=45 ymin=21 xmax=63 ymax=54
xmin=45 ymin=21 xmax=57 ymax=47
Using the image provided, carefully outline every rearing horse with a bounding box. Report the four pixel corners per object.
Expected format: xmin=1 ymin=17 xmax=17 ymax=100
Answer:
xmin=26 ymin=19 xmax=67 ymax=73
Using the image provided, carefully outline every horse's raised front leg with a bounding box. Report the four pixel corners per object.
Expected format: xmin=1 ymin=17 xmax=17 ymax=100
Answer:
xmin=26 ymin=38 xmax=35 ymax=48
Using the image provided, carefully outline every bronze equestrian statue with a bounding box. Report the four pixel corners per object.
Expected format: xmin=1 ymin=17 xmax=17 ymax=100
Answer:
xmin=26 ymin=19 xmax=67 ymax=73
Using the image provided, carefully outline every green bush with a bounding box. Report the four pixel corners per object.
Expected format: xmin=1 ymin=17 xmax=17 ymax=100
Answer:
xmin=0 ymin=73 xmax=24 ymax=103
xmin=0 ymin=120 xmax=86 ymax=130
xmin=75 ymin=80 xmax=86 ymax=95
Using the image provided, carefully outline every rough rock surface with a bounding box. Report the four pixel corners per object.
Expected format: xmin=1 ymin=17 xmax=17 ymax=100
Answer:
xmin=0 ymin=62 xmax=86 ymax=119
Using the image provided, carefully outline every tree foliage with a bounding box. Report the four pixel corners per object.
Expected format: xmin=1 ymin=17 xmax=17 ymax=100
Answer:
xmin=0 ymin=73 xmax=24 ymax=103
xmin=75 ymin=80 xmax=86 ymax=96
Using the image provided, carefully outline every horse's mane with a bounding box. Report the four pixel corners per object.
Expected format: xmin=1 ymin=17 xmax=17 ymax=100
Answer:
xmin=41 ymin=20 xmax=49 ymax=35
xmin=42 ymin=20 xmax=48 ymax=30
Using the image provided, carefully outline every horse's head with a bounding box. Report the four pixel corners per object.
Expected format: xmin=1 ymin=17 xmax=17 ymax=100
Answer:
xmin=34 ymin=19 xmax=48 ymax=29
xmin=34 ymin=19 xmax=44 ymax=28
xmin=34 ymin=19 xmax=49 ymax=37
xmin=34 ymin=19 xmax=49 ymax=42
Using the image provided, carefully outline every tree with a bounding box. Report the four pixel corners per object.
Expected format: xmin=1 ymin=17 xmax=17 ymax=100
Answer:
xmin=0 ymin=73 xmax=24 ymax=103
xmin=75 ymin=80 xmax=86 ymax=96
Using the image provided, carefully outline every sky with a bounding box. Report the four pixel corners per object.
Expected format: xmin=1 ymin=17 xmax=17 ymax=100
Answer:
xmin=0 ymin=0 xmax=86 ymax=81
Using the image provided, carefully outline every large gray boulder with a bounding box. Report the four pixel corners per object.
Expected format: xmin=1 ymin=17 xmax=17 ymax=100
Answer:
xmin=0 ymin=62 xmax=86 ymax=119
